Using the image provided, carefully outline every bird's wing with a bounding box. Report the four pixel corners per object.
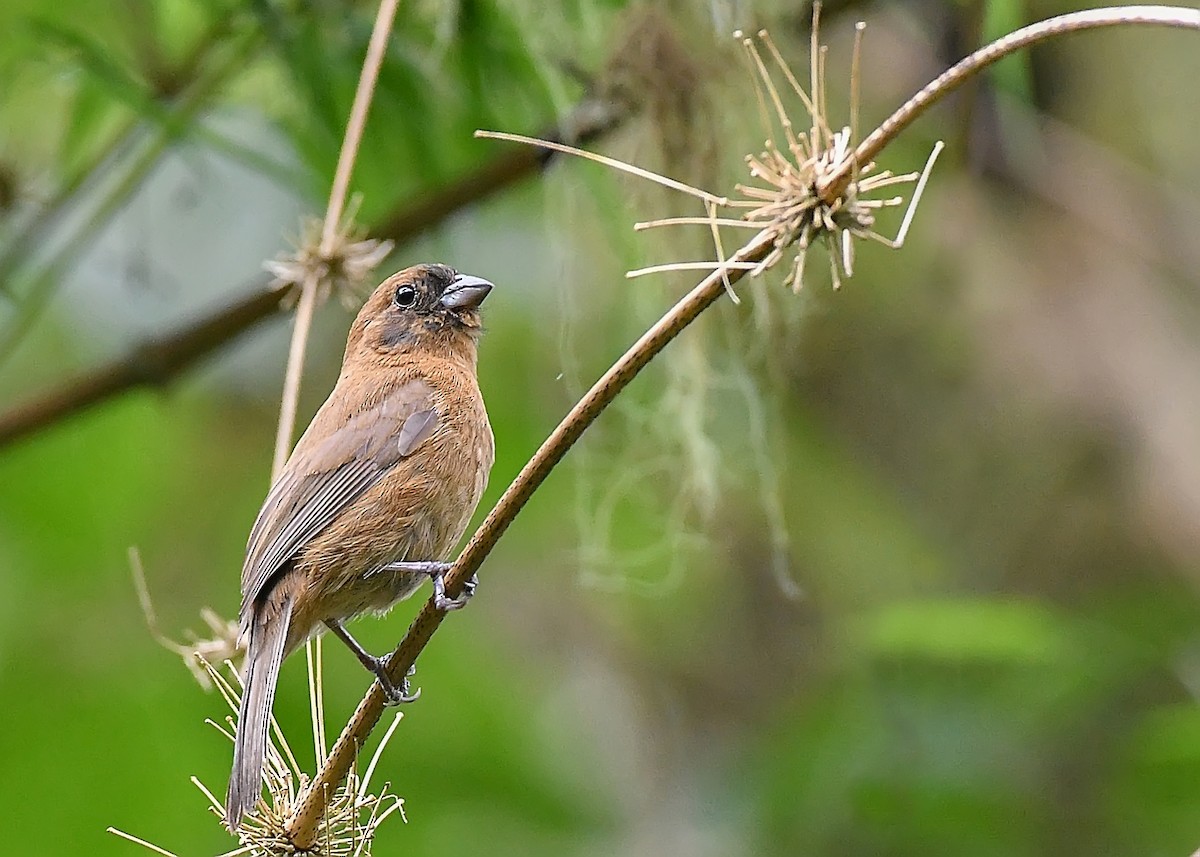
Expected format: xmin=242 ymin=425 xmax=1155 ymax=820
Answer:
xmin=240 ymin=377 xmax=438 ymax=617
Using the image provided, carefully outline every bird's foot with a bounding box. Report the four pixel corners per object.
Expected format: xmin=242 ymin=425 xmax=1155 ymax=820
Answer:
xmin=325 ymin=618 xmax=420 ymax=705
xmin=433 ymin=570 xmax=477 ymax=611
xmin=379 ymin=561 xmax=478 ymax=612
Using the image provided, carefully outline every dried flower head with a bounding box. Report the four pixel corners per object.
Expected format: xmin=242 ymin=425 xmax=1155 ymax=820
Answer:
xmin=478 ymin=4 xmax=941 ymax=295
xmin=626 ymin=6 xmax=942 ymax=292
xmin=266 ymin=197 xmax=393 ymax=308
xmin=110 ymin=653 xmax=405 ymax=857
xmin=727 ymin=17 xmax=942 ymax=291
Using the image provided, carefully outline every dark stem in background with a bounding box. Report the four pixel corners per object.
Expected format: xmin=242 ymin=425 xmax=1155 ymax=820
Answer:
xmin=0 ymin=97 xmax=625 ymax=449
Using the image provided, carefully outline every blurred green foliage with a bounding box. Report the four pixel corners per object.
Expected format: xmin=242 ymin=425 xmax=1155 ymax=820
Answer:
xmin=2 ymin=1 xmax=1200 ymax=855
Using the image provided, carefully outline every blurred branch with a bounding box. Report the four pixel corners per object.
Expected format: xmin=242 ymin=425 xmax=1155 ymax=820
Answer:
xmin=0 ymin=95 xmax=627 ymax=448
xmin=283 ymin=222 xmax=777 ymax=848
xmin=0 ymin=284 xmax=280 ymax=445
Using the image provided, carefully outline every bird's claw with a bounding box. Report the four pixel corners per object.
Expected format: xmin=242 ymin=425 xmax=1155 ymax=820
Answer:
xmin=376 ymin=560 xmax=478 ymax=612
xmin=371 ymin=657 xmax=420 ymax=706
xmin=432 ymin=571 xmax=477 ymax=612
xmin=325 ymin=618 xmax=420 ymax=704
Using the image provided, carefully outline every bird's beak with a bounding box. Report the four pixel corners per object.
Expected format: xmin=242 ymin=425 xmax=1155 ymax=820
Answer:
xmin=440 ymin=274 xmax=493 ymax=310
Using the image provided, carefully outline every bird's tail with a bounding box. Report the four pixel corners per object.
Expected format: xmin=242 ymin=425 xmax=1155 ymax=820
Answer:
xmin=225 ymin=590 xmax=294 ymax=831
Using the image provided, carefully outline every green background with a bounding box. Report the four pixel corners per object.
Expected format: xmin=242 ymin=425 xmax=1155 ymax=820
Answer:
xmin=2 ymin=1 xmax=1200 ymax=854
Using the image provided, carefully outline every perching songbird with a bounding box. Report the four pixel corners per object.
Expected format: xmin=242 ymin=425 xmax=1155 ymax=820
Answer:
xmin=226 ymin=263 xmax=495 ymax=829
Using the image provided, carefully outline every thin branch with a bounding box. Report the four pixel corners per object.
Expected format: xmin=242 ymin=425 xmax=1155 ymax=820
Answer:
xmin=283 ymin=225 xmax=779 ymax=848
xmin=819 ymin=4 xmax=1200 ymax=201
xmin=270 ymin=0 xmax=401 ymax=477
xmin=0 ymin=97 xmax=626 ymax=449
xmin=0 ymin=285 xmax=278 ymax=446
xmin=321 ymin=0 xmax=399 ymax=258
xmin=105 ymin=827 xmax=180 ymax=857
xmin=475 ymin=130 xmax=729 ymax=206
xmin=271 ymin=273 xmax=322 ymax=475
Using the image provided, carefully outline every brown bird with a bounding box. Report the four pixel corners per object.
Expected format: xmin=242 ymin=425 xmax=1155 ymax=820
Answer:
xmin=225 ymin=263 xmax=495 ymax=830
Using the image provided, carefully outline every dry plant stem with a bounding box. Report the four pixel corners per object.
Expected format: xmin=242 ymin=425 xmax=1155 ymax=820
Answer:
xmin=271 ymin=273 xmax=320 ymax=475
xmin=106 ymin=828 xmax=176 ymax=857
xmin=269 ymin=0 xmax=401 ymax=476
xmin=321 ymin=0 xmax=400 ymax=255
xmin=476 ymin=131 xmax=728 ymax=206
xmin=0 ymin=97 xmax=625 ymax=449
xmin=819 ymin=4 xmax=1200 ymax=201
xmin=284 ymin=225 xmax=778 ymax=847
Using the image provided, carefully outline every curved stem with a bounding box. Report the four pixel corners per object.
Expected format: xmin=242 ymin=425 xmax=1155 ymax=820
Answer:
xmin=285 ymin=6 xmax=1200 ymax=843
xmin=819 ymin=5 xmax=1200 ymax=201
xmin=283 ymin=226 xmax=778 ymax=847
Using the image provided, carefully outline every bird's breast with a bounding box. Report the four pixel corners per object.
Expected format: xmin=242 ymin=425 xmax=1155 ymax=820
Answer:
xmin=295 ymin=363 xmax=492 ymax=621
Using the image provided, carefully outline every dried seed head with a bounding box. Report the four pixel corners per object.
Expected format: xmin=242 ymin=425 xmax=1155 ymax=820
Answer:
xmin=729 ymin=11 xmax=942 ymax=291
xmin=207 ymin=659 xmax=405 ymax=856
xmin=613 ymin=8 xmax=941 ymax=293
xmin=110 ymin=657 xmax=406 ymax=857
xmin=266 ymin=198 xmax=393 ymax=308
xmin=478 ymin=7 xmax=941 ymax=294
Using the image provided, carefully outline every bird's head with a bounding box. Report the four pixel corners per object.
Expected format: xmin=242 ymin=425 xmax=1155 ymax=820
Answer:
xmin=346 ymin=263 xmax=493 ymax=362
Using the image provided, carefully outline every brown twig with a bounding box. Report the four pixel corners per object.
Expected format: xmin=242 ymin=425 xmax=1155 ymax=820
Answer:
xmin=0 ymin=98 xmax=626 ymax=449
xmin=0 ymin=284 xmax=279 ymax=447
xmin=283 ymin=224 xmax=778 ymax=847
xmin=819 ymin=4 xmax=1200 ymax=202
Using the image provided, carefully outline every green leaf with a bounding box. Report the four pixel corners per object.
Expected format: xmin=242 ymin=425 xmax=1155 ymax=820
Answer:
xmin=453 ymin=0 xmax=555 ymax=127
xmin=56 ymin=75 xmax=121 ymax=177
xmin=248 ymin=0 xmax=344 ymax=151
xmin=860 ymin=597 xmax=1079 ymax=665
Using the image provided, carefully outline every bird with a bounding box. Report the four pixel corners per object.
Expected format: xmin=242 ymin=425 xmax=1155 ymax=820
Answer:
xmin=225 ymin=263 xmax=496 ymax=831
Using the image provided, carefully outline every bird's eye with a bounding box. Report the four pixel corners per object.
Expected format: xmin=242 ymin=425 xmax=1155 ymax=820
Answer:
xmin=393 ymin=285 xmax=417 ymax=308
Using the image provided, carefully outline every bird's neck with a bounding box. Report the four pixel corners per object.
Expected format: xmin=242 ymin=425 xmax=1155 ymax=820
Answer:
xmin=357 ymin=329 xmax=479 ymax=372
